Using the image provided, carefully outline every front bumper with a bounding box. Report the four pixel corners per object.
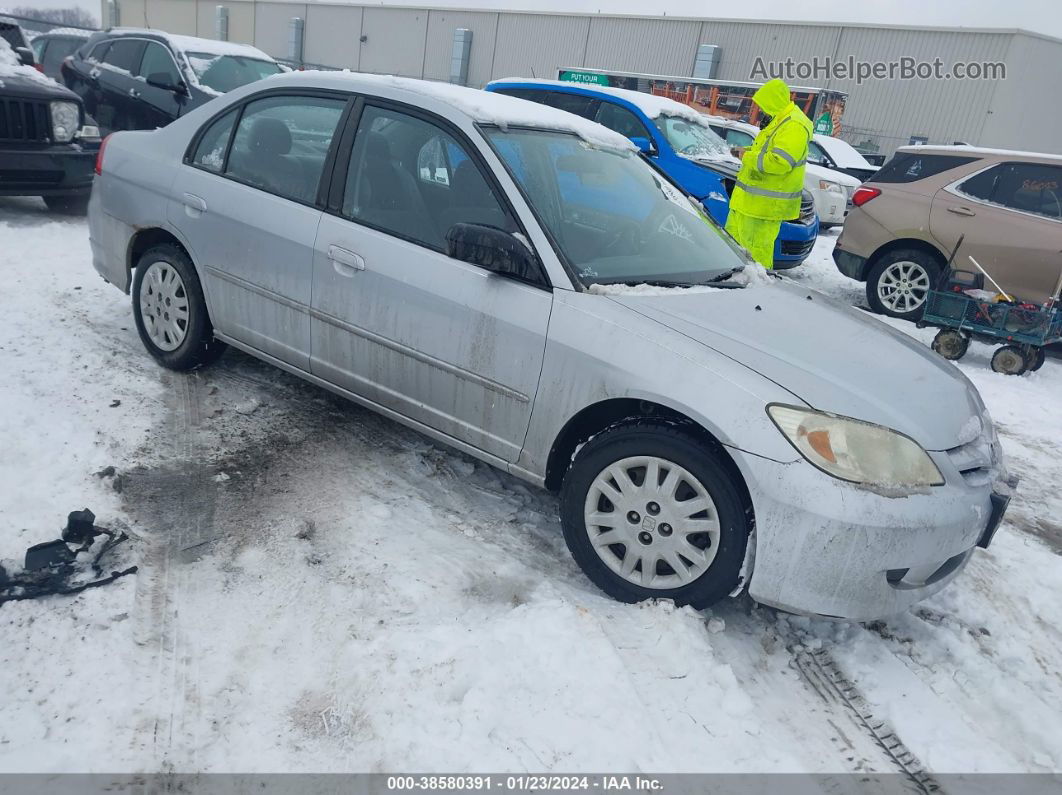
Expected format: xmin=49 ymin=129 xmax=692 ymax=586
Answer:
xmin=0 ymin=142 xmax=96 ymax=197
xmin=735 ymin=451 xmax=1009 ymax=620
xmin=774 ymin=213 xmax=819 ymax=269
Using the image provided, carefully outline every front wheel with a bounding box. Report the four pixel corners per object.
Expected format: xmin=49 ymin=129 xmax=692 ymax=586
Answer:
xmin=132 ymin=244 xmax=227 ymax=371
xmin=866 ymin=249 xmax=940 ymax=321
xmin=559 ymin=422 xmax=749 ymax=609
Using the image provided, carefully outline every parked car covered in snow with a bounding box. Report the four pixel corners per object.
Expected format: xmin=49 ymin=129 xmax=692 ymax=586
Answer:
xmin=809 ymin=133 xmax=880 ymax=183
xmin=708 ymin=116 xmax=861 ymax=228
xmin=88 ymin=71 xmax=1012 ymax=620
xmin=29 ymin=28 xmax=91 ymax=81
xmin=0 ymin=22 xmax=100 ymax=212
xmin=486 ymin=78 xmax=819 ymax=269
xmin=62 ymin=28 xmax=281 ymax=134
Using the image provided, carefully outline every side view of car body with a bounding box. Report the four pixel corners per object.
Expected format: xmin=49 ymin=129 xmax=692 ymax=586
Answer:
xmin=89 ymin=71 xmax=1011 ymax=621
xmin=810 ymin=134 xmax=880 ymax=183
xmin=708 ymin=116 xmax=861 ymax=228
xmin=835 ymin=145 xmax=1062 ymax=320
xmin=62 ymin=28 xmax=280 ymax=134
xmin=0 ymin=23 xmax=100 ymax=212
xmin=486 ymin=78 xmax=819 ymax=269
xmin=29 ymin=28 xmax=90 ymax=80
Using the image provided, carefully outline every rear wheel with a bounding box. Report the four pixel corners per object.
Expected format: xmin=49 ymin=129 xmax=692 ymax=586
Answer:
xmin=866 ymin=249 xmax=940 ymax=321
xmin=990 ymin=345 xmax=1028 ymax=376
xmin=559 ymin=422 xmax=749 ymax=609
xmin=1026 ymin=347 xmax=1046 ymax=372
xmin=931 ymin=329 xmax=969 ymax=360
xmin=43 ymin=194 xmax=89 ymax=214
xmin=132 ymin=244 xmax=226 ymax=371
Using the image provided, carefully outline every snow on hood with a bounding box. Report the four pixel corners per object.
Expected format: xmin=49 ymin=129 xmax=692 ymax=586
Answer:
xmin=814 ymin=134 xmax=877 ymax=170
xmin=0 ymin=38 xmax=58 ymax=88
xmin=600 ymin=279 xmax=981 ymax=451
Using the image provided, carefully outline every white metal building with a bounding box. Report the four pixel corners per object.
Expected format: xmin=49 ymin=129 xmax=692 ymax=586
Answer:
xmin=101 ymin=0 xmax=1062 ymax=156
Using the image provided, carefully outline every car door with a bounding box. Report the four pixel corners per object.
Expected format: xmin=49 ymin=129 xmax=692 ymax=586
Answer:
xmin=310 ymin=101 xmax=552 ymax=463
xmin=134 ymin=41 xmax=185 ymax=129
xmin=169 ymin=91 xmax=349 ymax=369
xmin=931 ymin=161 xmax=1062 ymax=303
xmin=68 ymin=40 xmax=110 ymax=126
xmin=96 ymin=38 xmax=146 ymax=132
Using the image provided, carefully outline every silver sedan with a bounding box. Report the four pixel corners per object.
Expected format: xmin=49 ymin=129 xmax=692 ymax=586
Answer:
xmin=88 ymin=71 xmax=1011 ymax=620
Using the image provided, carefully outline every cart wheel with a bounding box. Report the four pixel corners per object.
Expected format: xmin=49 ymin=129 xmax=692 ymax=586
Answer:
xmin=931 ymin=329 xmax=969 ymax=360
xmin=991 ymin=345 xmax=1028 ymax=376
xmin=1026 ymin=347 xmax=1047 ymax=372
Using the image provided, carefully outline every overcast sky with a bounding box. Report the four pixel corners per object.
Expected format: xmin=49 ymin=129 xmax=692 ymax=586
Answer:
xmin=13 ymin=0 xmax=1062 ymax=39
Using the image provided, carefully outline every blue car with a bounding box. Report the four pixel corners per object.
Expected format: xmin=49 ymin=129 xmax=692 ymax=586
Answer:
xmin=486 ymin=79 xmax=819 ymax=268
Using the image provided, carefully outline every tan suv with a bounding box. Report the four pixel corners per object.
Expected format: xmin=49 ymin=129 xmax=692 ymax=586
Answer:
xmin=834 ymin=146 xmax=1062 ymax=320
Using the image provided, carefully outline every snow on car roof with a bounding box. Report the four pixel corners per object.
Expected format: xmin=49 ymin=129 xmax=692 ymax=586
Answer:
xmin=110 ymin=28 xmax=273 ymax=60
xmin=897 ymin=144 xmax=1062 ymax=163
xmin=0 ymin=37 xmax=59 ymax=87
xmin=489 ymin=76 xmax=707 ymax=124
xmin=280 ymin=71 xmax=636 ymax=151
xmin=813 ymin=134 xmax=876 ymax=170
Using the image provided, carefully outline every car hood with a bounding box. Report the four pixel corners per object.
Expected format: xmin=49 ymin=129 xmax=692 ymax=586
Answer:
xmin=0 ymin=70 xmax=80 ymax=101
xmin=606 ymin=280 xmax=980 ymax=451
xmin=805 ymin=162 xmax=861 ymax=188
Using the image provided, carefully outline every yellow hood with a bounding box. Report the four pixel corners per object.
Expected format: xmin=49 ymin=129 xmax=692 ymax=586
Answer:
xmin=752 ymin=79 xmax=792 ymax=116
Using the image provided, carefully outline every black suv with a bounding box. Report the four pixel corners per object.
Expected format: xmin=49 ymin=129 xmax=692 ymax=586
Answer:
xmin=1 ymin=18 xmax=100 ymax=212
xmin=62 ymin=29 xmax=281 ymax=134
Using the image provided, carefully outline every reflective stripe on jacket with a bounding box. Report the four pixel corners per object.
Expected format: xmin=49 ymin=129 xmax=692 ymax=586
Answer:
xmin=730 ymin=81 xmax=813 ymax=221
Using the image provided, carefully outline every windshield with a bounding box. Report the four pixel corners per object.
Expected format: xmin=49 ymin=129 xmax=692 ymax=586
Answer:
xmin=185 ymin=52 xmax=281 ymax=93
xmin=484 ymin=127 xmax=750 ymax=288
xmin=653 ymin=115 xmax=733 ymax=161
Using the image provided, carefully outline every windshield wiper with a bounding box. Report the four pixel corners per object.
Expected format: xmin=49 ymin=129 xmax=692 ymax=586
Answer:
xmin=705 ymin=267 xmax=745 ymax=283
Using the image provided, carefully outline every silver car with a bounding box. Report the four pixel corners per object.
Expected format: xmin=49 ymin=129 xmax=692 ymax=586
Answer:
xmin=88 ymin=71 xmax=1012 ymax=620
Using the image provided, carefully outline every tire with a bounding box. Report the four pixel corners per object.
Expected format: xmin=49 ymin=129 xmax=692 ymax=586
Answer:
xmin=931 ymin=329 xmax=969 ymax=360
xmin=43 ymin=194 xmax=89 ymax=214
xmin=866 ymin=249 xmax=941 ymax=321
xmin=990 ymin=345 xmax=1027 ymax=376
xmin=1027 ymin=347 xmax=1046 ymax=372
xmin=131 ymin=244 xmax=226 ymax=371
xmin=559 ymin=422 xmax=749 ymax=609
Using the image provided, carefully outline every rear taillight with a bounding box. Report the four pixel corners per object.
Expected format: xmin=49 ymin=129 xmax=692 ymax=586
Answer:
xmin=34 ymin=64 xmax=44 ymax=73
xmin=851 ymin=186 xmax=881 ymax=207
xmin=95 ymin=134 xmax=111 ymax=176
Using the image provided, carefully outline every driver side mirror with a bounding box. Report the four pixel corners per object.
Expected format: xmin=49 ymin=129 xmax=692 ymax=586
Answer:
xmin=630 ymin=136 xmax=656 ymax=156
xmin=446 ymin=223 xmax=540 ymax=282
xmin=146 ymin=72 xmax=187 ymax=95
xmin=14 ymin=46 xmax=35 ymax=67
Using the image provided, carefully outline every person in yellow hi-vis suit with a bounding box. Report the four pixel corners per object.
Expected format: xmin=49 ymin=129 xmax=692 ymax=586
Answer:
xmin=725 ymin=78 xmax=813 ymax=269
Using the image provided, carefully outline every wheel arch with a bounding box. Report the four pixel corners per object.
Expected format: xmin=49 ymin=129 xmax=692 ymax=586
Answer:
xmin=867 ymin=237 xmax=947 ymax=271
xmin=126 ymin=226 xmax=194 ymax=281
xmin=543 ymin=398 xmax=754 ymax=520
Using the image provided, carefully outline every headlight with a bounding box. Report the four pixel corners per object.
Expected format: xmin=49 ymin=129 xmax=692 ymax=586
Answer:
xmin=767 ymin=404 xmax=944 ymax=488
xmin=818 ymin=179 xmax=844 ymax=194
xmin=50 ymin=101 xmax=80 ymax=143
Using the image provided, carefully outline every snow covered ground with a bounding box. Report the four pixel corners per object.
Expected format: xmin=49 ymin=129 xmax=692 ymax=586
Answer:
xmin=1 ymin=201 xmax=1060 ymax=776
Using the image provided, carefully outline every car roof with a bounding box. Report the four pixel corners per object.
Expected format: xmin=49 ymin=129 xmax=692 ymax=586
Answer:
xmin=256 ymin=71 xmax=636 ymax=151
xmin=488 ymin=76 xmax=709 ymax=124
xmin=104 ymin=28 xmax=273 ymax=61
xmin=895 ymin=144 xmax=1062 ymax=163
xmin=33 ymin=29 xmax=91 ymax=40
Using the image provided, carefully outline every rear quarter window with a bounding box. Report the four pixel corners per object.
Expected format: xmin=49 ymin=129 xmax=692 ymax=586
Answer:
xmin=873 ymin=153 xmax=979 ymax=183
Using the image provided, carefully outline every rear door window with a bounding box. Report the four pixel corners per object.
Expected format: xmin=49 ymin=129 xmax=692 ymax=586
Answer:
xmin=191 ymin=108 xmax=239 ymax=172
xmin=103 ymin=39 xmax=145 ymax=74
xmin=873 ymin=153 xmax=979 ymax=183
xmin=224 ymin=95 xmax=346 ymax=204
xmin=976 ymin=163 xmax=1062 ymax=219
xmin=543 ymin=91 xmax=599 ymax=119
xmin=88 ymin=40 xmax=111 ymax=62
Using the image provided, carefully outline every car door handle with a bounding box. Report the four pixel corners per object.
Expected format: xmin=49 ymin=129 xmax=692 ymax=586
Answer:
xmin=129 ymin=88 xmax=141 ymax=98
xmin=89 ymin=67 xmax=100 ymax=80
xmin=328 ymin=245 xmax=365 ymax=275
xmin=182 ymin=193 xmax=207 ymax=217
xmin=947 ymin=205 xmax=976 ymax=217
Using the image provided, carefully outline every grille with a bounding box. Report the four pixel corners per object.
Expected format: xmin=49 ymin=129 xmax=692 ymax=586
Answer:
xmin=0 ymin=98 xmax=51 ymax=143
xmin=798 ymin=194 xmax=816 ymax=224
xmin=780 ymin=238 xmax=815 ymax=257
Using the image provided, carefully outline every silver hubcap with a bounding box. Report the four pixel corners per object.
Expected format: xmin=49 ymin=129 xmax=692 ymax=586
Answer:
xmin=878 ymin=260 xmax=931 ymax=313
xmin=139 ymin=261 xmax=189 ymax=352
xmin=583 ymin=456 xmax=721 ymax=590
